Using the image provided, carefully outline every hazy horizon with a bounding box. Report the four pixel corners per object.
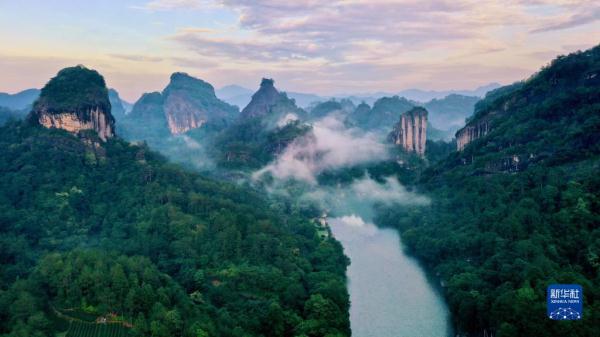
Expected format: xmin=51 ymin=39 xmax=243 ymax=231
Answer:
xmin=1 ymin=0 xmax=598 ymax=101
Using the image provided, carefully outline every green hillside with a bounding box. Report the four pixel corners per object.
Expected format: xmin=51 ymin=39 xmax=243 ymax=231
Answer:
xmin=376 ymin=45 xmax=600 ymax=336
xmin=0 ymin=122 xmax=349 ymax=337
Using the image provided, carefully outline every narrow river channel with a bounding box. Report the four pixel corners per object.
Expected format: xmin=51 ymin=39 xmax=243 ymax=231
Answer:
xmin=329 ymin=215 xmax=452 ymax=337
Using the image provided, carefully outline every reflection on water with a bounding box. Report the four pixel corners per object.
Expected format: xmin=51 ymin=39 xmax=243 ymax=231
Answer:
xmin=329 ymin=215 xmax=452 ymax=337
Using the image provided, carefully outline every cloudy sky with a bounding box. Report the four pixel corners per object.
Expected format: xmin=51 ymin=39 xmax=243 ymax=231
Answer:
xmin=0 ymin=0 xmax=598 ymax=101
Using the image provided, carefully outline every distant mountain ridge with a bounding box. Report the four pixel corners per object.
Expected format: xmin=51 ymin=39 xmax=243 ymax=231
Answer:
xmin=216 ymin=82 xmax=501 ymax=109
xmin=217 ymin=84 xmax=323 ymax=109
xmin=0 ymin=87 xmax=129 ymax=121
xmin=346 ymin=96 xmax=414 ymax=131
xmin=0 ymin=88 xmax=41 ymax=110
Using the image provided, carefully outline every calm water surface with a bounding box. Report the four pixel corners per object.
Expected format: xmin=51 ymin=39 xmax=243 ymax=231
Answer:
xmin=329 ymin=215 xmax=452 ymax=337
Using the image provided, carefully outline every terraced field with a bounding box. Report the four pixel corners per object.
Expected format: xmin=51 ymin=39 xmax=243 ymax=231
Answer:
xmin=66 ymin=321 xmax=129 ymax=337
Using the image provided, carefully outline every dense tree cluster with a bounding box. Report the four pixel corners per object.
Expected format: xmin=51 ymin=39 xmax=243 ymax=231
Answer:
xmin=0 ymin=122 xmax=349 ymax=337
xmin=375 ymin=45 xmax=600 ymax=336
xmin=214 ymin=119 xmax=312 ymax=169
xmin=32 ymin=66 xmax=112 ymax=117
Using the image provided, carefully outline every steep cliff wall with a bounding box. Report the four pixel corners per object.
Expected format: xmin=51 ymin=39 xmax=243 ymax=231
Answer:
xmin=38 ymin=108 xmax=114 ymax=141
xmin=123 ymin=73 xmax=238 ymax=136
xmin=455 ymin=119 xmax=490 ymax=151
xmin=163 ymin=95 xmax=207 ymax=134
xmin=389 ymin=107 xmax=428 ymax=156
xmin=162 ymin=72 xmax=238 ymax=134
xmin=454 ymin=83 xmax=526 ymax=151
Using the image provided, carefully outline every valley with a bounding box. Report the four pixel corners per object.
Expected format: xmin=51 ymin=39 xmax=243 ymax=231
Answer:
xmin=0 ymin=39 xmax=598 ymax=337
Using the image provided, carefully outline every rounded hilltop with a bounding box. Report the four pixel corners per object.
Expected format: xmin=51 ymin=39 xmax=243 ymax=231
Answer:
xmin=33 ymin=65 xmax=112 ymax=117
xmin=166 ymin=72 xmax=217 ymax=96
xmin=31 ymin=65 xmax=115 ymax=141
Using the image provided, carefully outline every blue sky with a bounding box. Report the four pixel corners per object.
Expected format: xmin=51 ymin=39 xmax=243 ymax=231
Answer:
xmin=0 ymin=0 xmax=598 ymax=101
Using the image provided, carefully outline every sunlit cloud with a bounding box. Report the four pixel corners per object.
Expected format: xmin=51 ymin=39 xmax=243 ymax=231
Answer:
xmin=0 ymin=0 xmax=598 ymax=100
xmin=109 ymin=54 xmax=165 ymax=62
xmin=135 ymin=0 xmax=214 ymax=11
xmin=531 ymin=6 xmax=600 ymax=33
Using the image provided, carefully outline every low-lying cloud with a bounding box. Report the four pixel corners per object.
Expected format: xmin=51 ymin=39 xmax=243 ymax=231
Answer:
xmin=350 ymin=177 xmax=430 ymax=206
xmin=253 ymin=114 xmax=388 ymax=183
xmin=298 ymin=175 xmax=431 ymax=219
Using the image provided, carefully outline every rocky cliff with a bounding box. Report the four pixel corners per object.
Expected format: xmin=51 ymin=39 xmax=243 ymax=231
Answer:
xmin=162 ymin=72 xmax=238 ymax=134
xmin=389 ymin=107 xmax=428 ymax=156
xmin=31 ymin=66 xmax=115 ymax=141
xmin=454 ymin=83 xmax=524 ymax=151
xmin=449 ymin=44 xmax=600 ymax=173
xmin=123 ymin=73 xmax=238 ymax=137
xmin=455 ymin=118 xmax=490 ymax=151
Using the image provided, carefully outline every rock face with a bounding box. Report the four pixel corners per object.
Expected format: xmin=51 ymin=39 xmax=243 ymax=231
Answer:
xmin=454 ymin=82 xmax=526 ymax=151
xmin=456 ymin=119 xmax=490 ymax=151
xmin=39 ymin=108 xmax=114 ymax=141
xmin=162 ymin=72 xmax=237 ymax=134
xmin=124 ymin=73 xmax=238 ymax=136
xmin=31 ymin=66 xmax=115 ymax=141
xmin=389 ymin=107 xmax=428 ymax=156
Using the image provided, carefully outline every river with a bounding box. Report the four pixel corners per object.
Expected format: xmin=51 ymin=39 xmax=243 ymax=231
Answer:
xmin=329 ymin=215 xmax=452 ymax=337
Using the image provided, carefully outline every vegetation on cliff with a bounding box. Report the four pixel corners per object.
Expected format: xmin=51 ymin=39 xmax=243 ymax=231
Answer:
xmin=32 ymin=66 xmax=112 ymax=119
xmin=375 ymin=45 xmax=600 ymax=336
xmin=213 ymin=79 xmax=311 ymax=169
xmin=0 ymin=122 xmax=350 ymax=337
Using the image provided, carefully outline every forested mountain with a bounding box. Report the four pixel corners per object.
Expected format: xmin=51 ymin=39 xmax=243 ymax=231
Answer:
xmin=0 ymin=88 xmax=128 ymax=123
xmin=217 ymin=84 xmax=324 ymax=110
xmin=239 ymin=79 xmax=305 ymax=123
xmin=345 ymin=96 xmax=414 ymax=131
xmin=122 ymin=73 xmax=238 ymax=139
xmin=307 ymin=99 xmax=355 ymax=121
xmin=0 ymin=68 xmax=350 ymax=337
xmin=123 ymin=91 xmax=168 ymax=139
xmin=213 ymin=79 xmax=311 ymax=169
xmin=30 ymin=65 xmax=115 ymax=141
xmin=376 ymin=44 xmax=600 ymax=336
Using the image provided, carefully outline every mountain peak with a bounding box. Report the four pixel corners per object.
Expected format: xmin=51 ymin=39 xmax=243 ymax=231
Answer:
xmin=260 ymin=78 xmax=275 ymax=88
xmin=238 ymin=77 xmax=306 ymax=122
xmin=31 ymin=66 xmax=115 ymax=141
xmin=124 ymin=74 xmax=238 ymax=136
xmin=33 ymin=65 xmax=111 ymax=115
xmin=240 ymin=78 xmax=284 ymax=119
xmin=167 ymin=72 xmax=215 ymax=94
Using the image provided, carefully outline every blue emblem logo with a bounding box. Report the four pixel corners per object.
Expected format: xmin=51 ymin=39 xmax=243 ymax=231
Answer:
xmin=547 ymin=284 xmax=582 ymax=320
